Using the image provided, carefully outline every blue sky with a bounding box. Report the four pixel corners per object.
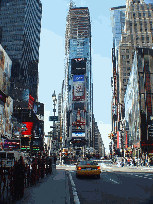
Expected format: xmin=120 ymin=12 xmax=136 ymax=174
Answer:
xmin=38 ymin=0 xmax=127 ymax=153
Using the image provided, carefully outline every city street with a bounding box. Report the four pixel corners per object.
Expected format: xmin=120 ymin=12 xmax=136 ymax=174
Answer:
xmin=70 ymin=170 xmax=153 ymax=204
xmin=9 ymin=161 xmax=153 ymax=204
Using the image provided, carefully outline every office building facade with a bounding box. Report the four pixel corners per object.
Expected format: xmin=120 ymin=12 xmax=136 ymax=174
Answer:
xmin=0 ymin=0 xmax=42 ymax=103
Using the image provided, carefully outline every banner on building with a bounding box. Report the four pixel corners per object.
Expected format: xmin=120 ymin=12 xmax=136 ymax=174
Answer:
xmin=73 ymin=75 xmax=85 ymax=101
xmin=21 ymin=122 xmax=33 ymax=136
xmin=28 ymin=95 xmax=34 ymax=109
xmin=72 ymin=132 xmax=85 ymax=137
xmin=71 ymin=58 xmax=86 ymax=75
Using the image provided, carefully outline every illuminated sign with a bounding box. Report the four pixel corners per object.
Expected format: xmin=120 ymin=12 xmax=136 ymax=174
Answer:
xmin=21 ymin=122 xmax=33 ymax=136
xmin=3 ymin=139 xmax=21 ymax=150
xmin=73 ymin=75 xmax=84 ymax=82
xmin=72 ymin=132 xmax=85 ymax=137
xmin=71 ymin=58 xmax=86 ymax=74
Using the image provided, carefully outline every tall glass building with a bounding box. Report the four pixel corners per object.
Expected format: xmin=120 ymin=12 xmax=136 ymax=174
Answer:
xmin=64 ymin=3 xmax=93 ymax=148
xmin=0 ymin=0 xmax=42 ymax=103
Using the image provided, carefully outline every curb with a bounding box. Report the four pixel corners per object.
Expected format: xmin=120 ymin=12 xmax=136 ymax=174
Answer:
xmin=67 ymin=171 xmax=80 ymax=204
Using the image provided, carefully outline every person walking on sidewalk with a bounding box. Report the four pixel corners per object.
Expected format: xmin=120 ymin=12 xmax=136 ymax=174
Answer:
xmin=148 ymin=157 xmax=151 ymax=167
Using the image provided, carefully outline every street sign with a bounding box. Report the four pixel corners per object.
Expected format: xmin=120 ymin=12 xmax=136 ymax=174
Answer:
xmin=45 ymin=135 xmax=51 ymax=137
xmin=50 ymin=126 xmax=56 ymax=128
xmin=49 ymin=116 xmax=58 ymax=121
xmin=148 ymin=125 xmax=153 ymax=137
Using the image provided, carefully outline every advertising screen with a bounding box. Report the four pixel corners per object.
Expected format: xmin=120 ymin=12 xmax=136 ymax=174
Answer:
xmin=21 ymin=122 xmax=33 ymax=136
xmin=72 ymin=109 xmax=86 ymax=126
xmin=74 ymin=102 xmax=85 ymax=110
xmin=73 ymin=75 xmax=85 ymax=101
xmin=3 ymin=139 xmax=21 ymax=150
xmin=72 ymin=132 xmax=85 ymax=137
xmin=71 ymin=58 xmax=86 ymax=74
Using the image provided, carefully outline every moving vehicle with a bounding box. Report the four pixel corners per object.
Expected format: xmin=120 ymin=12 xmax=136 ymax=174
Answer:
xmin=76 ymin=160 xmax=101 ymax=179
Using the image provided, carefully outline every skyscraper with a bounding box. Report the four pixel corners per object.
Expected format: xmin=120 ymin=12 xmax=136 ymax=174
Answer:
xmin=119 ymin=0 xmax=153 ymax=110
xmin=0 ymin=0 xmax=42 ymax=103
xmin=64 ymin=3 xmax=93 ymax=148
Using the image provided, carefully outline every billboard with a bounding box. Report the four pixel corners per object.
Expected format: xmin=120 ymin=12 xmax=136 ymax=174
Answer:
xmin=21 ymin=122 xmax=33 ymax=136
xmin=73 ymin=75 xmax=85 ymax=101
xmin=72 ymin=132 xmax=85 ymax=137
xmin=74 ymin=102 xmax=85 ymax=110
xmin=0 ymin=45 xmax=12 ymax=95
xmin=5 ymin=96 xmax=13 ymax=136
xmin=71 ymin=58 xmax=86 ymax=74
xmin=28 ymin=94 xmax=34 ymax=110
xmin=3 ymin=139 xmax=21 ymax=150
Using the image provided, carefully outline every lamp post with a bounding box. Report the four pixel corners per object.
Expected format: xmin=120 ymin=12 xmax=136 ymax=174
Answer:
xmin=52 ymin=90 xmax=57 ymax=156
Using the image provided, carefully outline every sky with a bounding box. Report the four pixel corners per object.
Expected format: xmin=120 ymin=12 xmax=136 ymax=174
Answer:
xmin=38 ymin=0 xmax=128 ymax=154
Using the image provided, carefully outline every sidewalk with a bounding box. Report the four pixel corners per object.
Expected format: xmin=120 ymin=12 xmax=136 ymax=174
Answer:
xmin=101 ymin=164 xmax=153 ymax=173
xmin=14 ymin=165 xmax=70 ymax=204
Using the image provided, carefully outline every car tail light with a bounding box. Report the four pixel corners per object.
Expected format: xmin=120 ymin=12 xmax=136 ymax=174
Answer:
xmin=87 ymin=163 xmax=90 ymax=165
xmin=77 ymin=167 xmax=81 ymax=170
xmin=97 ymin=166 xmax=100 ymax=170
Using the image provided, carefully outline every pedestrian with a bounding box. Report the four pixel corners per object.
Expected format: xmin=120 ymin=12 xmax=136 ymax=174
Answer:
xmin=148 ymin=157 xmax=151 ymax=167
xmin=127 ymin=158 xmax=130 ymax=166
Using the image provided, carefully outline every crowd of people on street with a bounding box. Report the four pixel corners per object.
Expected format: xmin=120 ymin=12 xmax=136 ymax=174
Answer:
xmin=113 ymin=156 xmax=153 ymax=167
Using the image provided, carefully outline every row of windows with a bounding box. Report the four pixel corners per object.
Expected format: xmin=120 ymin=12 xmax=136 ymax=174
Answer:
xmin=123 ymin=72 xmax=130 ymax=76
xmin=6 ymin=46 xmax=22 ymax=51
xmin=133 ymin=11 xmax=152 ymax=18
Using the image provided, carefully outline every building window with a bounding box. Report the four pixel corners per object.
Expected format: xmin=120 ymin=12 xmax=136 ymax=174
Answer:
xmin=123 ymin=79 xmax=126 ymax=83
xmin=122 ymin=55 xmax=126 ymax=59
xmin=127 ymin=73 xmax=130 ymax=76
xmin=123 ymin=73 xmax=126 ymax=76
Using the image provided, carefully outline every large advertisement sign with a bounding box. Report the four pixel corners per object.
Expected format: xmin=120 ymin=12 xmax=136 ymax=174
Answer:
xmin=5 ymin=96 xmax=13 ymax=136
xmin=0 ymin=45 xmax=12 ymax=95
xmin=3 ymin=139 xmax=21 ymax=150
xmin=72 ymin=109 xmax=86 ymax=133
xmin=21 ymin=122 xmax=33 ymax=136
xmin=71 ymin=58 xmax=86 ymax=74
xmin=73 ymin=75 xmax=85 ymax=101
xmin=72 ymin=132 xmax=85 ymax=137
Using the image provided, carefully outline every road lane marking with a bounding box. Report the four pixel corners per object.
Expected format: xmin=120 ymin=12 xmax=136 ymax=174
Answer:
xmin=109 ymin=178 xmax=119 ymax=184
xmin=69 ymin=172 xmax=80 ymax=204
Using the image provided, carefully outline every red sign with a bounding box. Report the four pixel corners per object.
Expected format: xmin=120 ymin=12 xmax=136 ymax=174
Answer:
xmin=28 ymin=95 xmax=34 ymax=110
xmin=21 ymin=122 xmax=33 ymax=136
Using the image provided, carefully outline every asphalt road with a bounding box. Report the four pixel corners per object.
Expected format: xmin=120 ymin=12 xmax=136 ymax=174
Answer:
xmin=70 ymin=170 xmax=153 ymax=204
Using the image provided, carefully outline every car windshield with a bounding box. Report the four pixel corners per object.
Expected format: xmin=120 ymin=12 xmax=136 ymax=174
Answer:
xmin=79 ymin=161 xmax=98 ymax=165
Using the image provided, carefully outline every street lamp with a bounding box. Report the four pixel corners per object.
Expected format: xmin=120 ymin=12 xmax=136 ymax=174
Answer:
xmin=52 ymin=90 xmax=57 ymax=156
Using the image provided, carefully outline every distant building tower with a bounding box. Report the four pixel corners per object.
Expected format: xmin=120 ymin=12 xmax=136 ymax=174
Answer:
xmin=119 ymin=0 xmax=153 ymax=112
xmin=110 ymin=5 xmax=126 ymax=151
xmin=0 ymin=0 xmax=42 ymax=103
xmin=64 ymin=4 xmax=93 ymax=148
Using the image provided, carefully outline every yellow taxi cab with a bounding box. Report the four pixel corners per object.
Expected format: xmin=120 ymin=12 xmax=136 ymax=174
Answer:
xmin=76 ymin=160 xmax=101 ymax=179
